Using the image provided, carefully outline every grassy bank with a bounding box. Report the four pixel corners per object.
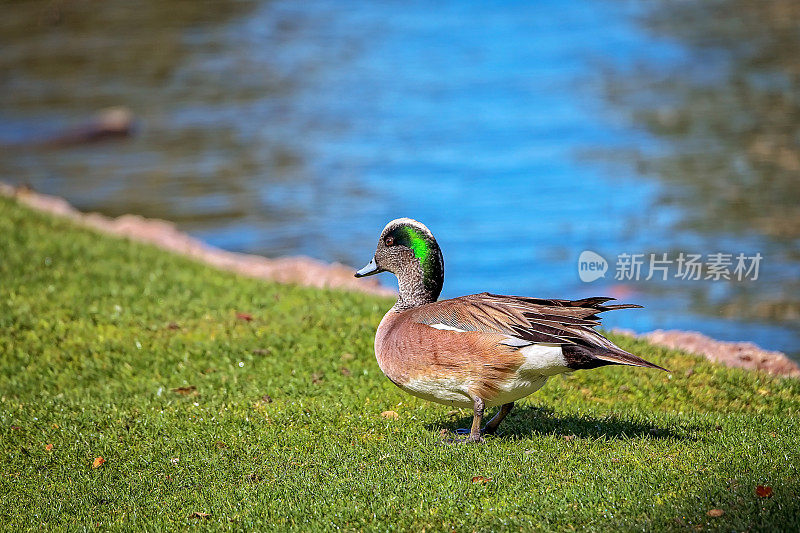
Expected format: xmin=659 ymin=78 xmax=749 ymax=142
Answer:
xmin=1 ymin=197 xmax=798 ymax=531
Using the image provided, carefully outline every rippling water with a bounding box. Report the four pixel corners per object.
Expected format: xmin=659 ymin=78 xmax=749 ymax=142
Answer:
xmin=2 ymin=0 xmax=798 ymax=358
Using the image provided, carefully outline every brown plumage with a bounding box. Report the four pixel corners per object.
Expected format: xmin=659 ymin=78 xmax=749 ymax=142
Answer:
xmin=355 ymin=218 xmax=667 ymax=443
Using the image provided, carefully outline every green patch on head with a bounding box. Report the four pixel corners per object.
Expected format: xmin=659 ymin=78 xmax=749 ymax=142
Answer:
xmin=403 ymin=226 xmax=431 ymax=266
xmin=388 ymin=223 xmax=443 ymax=299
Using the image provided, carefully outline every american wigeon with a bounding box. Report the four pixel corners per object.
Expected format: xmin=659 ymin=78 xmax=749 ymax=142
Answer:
xmin=355 ymin=218 xmax=667 ymax=443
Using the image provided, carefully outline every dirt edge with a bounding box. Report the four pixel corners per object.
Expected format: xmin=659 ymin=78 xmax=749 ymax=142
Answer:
xmin=0 ymin=182 xmax=394 ymax=298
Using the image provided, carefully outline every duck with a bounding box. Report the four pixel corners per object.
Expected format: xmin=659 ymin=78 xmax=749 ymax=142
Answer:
xmin=355 ymin=218 xmax=667 ymax=443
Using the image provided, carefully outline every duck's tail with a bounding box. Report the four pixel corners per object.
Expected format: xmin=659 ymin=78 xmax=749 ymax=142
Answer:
xmin=562 ymin=343 xmax=669 ymax=372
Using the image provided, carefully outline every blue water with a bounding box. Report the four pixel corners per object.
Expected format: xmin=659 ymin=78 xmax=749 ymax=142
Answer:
xmin=1 ymin=0 xmax=798 ymax=356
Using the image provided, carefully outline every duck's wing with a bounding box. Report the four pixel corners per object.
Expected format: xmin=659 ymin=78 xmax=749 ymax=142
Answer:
xmin=411 ymin=292 xmax=667 ymax=371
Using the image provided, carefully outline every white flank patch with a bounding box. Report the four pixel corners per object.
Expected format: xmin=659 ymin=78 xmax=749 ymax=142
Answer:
xmin=485 ymin=343 xmax=567 ymax=406
xmin=398 ymin=342 xmax=569 ymax=408
xmin=427 ymin=323 xmax=469 ymax=332
xmin=518 ymin=344 xmax=569 ymax=376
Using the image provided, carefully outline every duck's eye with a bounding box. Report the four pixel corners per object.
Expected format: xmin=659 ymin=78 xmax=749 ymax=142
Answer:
xmin=384 ymin=236 xmax=394 ymax=246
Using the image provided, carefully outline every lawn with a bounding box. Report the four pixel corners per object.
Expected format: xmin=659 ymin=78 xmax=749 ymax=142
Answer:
xmin=1 ymin=196 xmax=798 ymax=531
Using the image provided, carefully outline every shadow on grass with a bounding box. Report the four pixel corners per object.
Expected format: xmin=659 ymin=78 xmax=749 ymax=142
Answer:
xmin=431 ymin=405 xmax=696 ymax=441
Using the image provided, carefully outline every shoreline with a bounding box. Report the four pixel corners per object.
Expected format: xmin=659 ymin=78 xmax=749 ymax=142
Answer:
xmin=2 ymin=181 xmax=797 ymax=378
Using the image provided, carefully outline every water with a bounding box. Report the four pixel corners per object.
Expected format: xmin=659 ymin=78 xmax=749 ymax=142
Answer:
xmin=2 ymin=0 xmax=798 ymax=358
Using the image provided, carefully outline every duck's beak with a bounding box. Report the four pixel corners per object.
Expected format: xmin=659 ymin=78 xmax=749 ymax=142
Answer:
xmin=355 ymin=257 xmax=383 ymax=278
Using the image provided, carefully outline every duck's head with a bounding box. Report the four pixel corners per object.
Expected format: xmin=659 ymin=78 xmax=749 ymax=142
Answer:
xmin=355 ymin=218 xmax=444 ymax=308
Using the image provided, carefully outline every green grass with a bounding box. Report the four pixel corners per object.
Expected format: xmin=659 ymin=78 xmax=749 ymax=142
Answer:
xmin=1 ymin=196 xmax=799 ymax=531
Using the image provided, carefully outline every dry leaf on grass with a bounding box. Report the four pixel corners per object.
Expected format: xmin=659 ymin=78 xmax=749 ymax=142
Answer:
xmin=189 ymin=512 xmax=211 ymax=519
xmin=707 ymin=509 xmax=724 ymax=517
xmin=235 ymin=312 xmax=253 ymax=322
xmin=471 ymin=476 xmax=492 ymax=485
xmin=171 ymin=386 xmax=197 ymax=395
xmin=311 ymin=373 xmax=324 ymax=385
xmin=381 ymin=411 xmax=399 ymax=419
xmin=756 ymin=485 xmax=773 ymax=498
xmin=92 ymin=457 xmax=105 ymax=469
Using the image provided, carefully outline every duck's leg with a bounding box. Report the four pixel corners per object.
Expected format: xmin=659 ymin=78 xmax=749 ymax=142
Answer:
xmin=451 ymin=397 xmax=485 ymax=444
xmin=483 ymin=402 xmax=514 ymax=435
xmin=465 ymin=397 xmax=485 ymax=442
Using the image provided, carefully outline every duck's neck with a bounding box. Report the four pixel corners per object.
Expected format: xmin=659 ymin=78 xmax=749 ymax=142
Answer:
xmin=393 ymin=258 xmax=443 ymax=312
